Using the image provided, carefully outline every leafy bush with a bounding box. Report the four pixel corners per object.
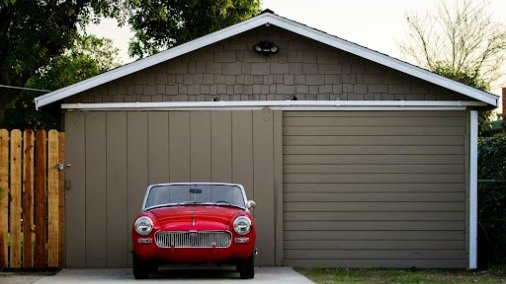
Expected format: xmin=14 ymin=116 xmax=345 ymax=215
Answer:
xmin=478 ymin=134 xmax=506 ymax=264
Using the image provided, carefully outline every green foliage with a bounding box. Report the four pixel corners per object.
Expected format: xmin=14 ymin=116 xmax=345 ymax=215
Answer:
xmin=0 ymin=34 xmax=119 ymax=130
xmin=0 ymin=0 xmax=123 ymax=86
xmin=430 ymin=63 xmax=494 ymax=135
xmin=479 ymin=135 xmax=506 ymax=180
xmin=478 ymin=134 xmax=506 ymax=263
xmin=25 ymin=35 xmax=120 ymax=91
xmin=432 ymin=64 xmax=489 ymax=91
xmin=126 ymin=0 xmax=261 ymax=58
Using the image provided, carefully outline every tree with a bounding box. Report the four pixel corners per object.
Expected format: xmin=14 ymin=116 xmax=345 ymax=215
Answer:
xmin=126 ymin=0 xmax=261 ymax=58
xmin=400 ymin=0 xmax=506 ymax=91
xmin=1 ymin=34 xmax=120 ymax=130
xmin=0 ymin=0 xmax=123 ymax=87
xmin=25 ymin=35 xmax=120 ymax=91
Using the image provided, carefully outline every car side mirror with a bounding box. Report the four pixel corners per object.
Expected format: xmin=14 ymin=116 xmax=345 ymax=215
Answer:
xmin=247 ymin=200 xmax=256 ymax=209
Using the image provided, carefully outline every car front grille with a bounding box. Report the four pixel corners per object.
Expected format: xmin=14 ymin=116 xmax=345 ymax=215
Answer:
xmin=154 ymin=231 xmax=232 ymax=248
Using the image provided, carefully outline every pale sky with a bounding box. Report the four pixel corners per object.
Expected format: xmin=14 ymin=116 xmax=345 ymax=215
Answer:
xmin=87 ymin=0 xmax=506 ymax=95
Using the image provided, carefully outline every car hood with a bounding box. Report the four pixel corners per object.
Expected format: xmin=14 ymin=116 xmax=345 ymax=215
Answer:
xmin=149 ymin=205 xmax=243 ymax=228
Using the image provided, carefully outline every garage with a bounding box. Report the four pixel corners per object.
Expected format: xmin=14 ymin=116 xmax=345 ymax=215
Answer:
xmin=34 ymin=11 xmax=497 ymax=268
xmin=282 ymin=111 xmax=467 ymax=267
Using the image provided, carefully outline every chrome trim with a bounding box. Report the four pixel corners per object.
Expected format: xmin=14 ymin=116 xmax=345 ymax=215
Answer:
xmin=154 ymin=230 xmax=232 ymax=248
xmin=141 ymin=182 xmax=249 ymax=211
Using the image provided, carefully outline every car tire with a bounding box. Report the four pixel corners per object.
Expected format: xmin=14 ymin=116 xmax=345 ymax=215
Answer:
xmin=238 ymin=253 xmax=255 ymax=279
xmin=132 ymin=254 xmax=149 ymax=279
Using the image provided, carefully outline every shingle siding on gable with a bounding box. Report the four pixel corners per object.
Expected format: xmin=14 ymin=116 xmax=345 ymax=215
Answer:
xmin=66 ymin=26 xmax=467 ymax=103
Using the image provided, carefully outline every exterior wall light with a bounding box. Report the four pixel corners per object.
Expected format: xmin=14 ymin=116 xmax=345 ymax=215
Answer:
xmin=253 ymin=41 xmax=279 ymax=55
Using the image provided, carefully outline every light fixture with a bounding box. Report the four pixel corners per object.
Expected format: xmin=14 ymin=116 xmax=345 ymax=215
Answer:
xmin=253 ymin=41 xmax=279 ymax=55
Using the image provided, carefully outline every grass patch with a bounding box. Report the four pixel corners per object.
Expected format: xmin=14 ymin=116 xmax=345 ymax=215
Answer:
xmin=297 ymin=265 xmax=506 ymax=284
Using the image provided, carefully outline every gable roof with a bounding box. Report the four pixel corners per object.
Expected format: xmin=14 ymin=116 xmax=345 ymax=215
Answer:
xmin=34 ymin=10 xmax=498 ymax=109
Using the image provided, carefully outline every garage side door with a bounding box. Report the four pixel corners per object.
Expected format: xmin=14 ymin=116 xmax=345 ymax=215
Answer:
xmin=283 ymin=111 xmax=468 ymax=268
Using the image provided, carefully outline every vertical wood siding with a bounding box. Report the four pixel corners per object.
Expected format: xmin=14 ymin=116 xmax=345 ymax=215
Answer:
xmin=282 ymin=111 xmax=467 ymax=268
xmin=64 ymin=110 xmax=279 ymax=267
xmin=0 ymin=130 xmax=64 ymax=269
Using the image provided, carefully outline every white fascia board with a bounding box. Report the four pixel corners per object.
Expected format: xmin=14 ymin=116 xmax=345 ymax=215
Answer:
xmin=266 ymin=16 xmax=498 ymax=106
xmin=469 ymin=110 xmax=478 ymax=269
xmin=61 ymin=100 xmax=485 ymax=111
xmin=35 ymin=12 xmax=498 ymax=108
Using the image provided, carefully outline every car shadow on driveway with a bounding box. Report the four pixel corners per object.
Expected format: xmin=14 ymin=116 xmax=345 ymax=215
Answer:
xmin=31 ymin=266 xmax=314 ymax=283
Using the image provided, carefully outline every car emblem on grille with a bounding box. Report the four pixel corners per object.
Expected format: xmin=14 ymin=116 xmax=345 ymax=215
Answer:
xmin=189 ymin=231 xmax=197 ymax=238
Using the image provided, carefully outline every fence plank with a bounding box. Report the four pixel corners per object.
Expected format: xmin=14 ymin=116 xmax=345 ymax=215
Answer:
xmin=0 ymin=129 xmax=8 ymax=268
xmin=34 ymin=130 xmax=47 ymax=268
xmin=58 ymin=133 xmax=65 ymax=268
xmin=23 ymin=130 xmax=34 ymax=268
xmin=9 ymin=130 xmax=22 ymax=268
xmin=47 ymin=130 xmax=59 ymax=267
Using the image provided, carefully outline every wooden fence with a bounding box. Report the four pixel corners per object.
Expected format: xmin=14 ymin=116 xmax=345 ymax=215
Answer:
xmin=0 ymin=129 xmax=65 ymax=269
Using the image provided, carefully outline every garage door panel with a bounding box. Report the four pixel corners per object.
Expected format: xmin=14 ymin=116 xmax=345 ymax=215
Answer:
xmin=284 ymin=192 xmax=465 ymax=202
xmin=284 ymin=211 xmax=465 ymax=221
xmin=284 ymin=249 xmax=466 ymax=260
xmin=284 ymin=240 xmax=465 ymax=250
xmin=283 ymin=201 xmax=464 ymax=212
xmin=284 ymin=145 xmax=464 ymax=155
xmin=284 ymin=173 xmax=465 ymax=183
xmin=284 ymin=135 xmax=465 ymax=146
xmin=284 ymin=126 xmax=465 ymax=136
xmin=285 ymin=258 xmax=467 ymax=268
xmin=284 ymin=154 xmax=465 ymax=164
xmin=284 ymin=116 xmax=465 ymax=126
xmin=284 ymin=183 xmax=465 ymax=193
xmin=285 ymin=164 xmax=464 ymax=174
xmin=284 ymin=220 xmax=465 ymax=231
xmin=284 ymin=111 xmax=466 ymax=118
xmin=282 ymin=111 xmax=467 ymax=267
xmin=284 ymin=230 xmax=465 ymax=241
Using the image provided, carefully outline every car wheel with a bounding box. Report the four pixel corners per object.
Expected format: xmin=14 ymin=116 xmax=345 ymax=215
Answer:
xmin=132 ymin=254 xmax=149 ymax=279
xmin=238 ymin=253 xmax=255 ymax=279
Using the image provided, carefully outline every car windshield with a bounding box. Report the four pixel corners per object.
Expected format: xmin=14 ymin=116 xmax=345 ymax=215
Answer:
xmin=144 ymin=184 xmax=245 ymax=210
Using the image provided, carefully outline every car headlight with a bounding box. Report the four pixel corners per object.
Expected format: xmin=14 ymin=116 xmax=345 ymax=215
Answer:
xmin=233 ymin=216 xmax=252 ymax=235
xmin=134 ymin=216 xmax=153 ymax=235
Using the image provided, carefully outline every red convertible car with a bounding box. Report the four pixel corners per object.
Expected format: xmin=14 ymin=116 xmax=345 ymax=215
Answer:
xmin=131 ymin=182 xmax=256 ymax=279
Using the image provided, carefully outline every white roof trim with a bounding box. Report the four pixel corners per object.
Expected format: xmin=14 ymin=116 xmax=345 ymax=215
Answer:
xmin=35 ymin=12 xmax=498 ymax=109
xmin=61 ymin=100 xmax=485 ymax=111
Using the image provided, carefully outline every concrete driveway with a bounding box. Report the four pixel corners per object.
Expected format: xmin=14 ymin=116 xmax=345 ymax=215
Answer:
xmin=1 ymin=267 xmax=314 ymax=284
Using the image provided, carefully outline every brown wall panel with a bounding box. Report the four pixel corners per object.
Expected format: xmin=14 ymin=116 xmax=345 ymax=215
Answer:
xmin=85 ymin=112 xmax=107 ymax=267
xmin=231 ymin=112 xmax=254 ymax=199
xmin=169 ymin=112 xmax=190 ymax=182
xmin=64 ymin=112 xmax=87 ymax=267
xmin=211 ymin=112 xmax=232 ymax=182
xmin=126 ymin=112 xmax=149 ymax=266
xmin=252 ymin=110 xmax=275 ymax=265
xmin=106 ymin=112 xmax=128 ymax=267
xmin=190 ymin=112 xmax=211 ymax=181
xmin=148 ymin=112 xmax=170 ymax=184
